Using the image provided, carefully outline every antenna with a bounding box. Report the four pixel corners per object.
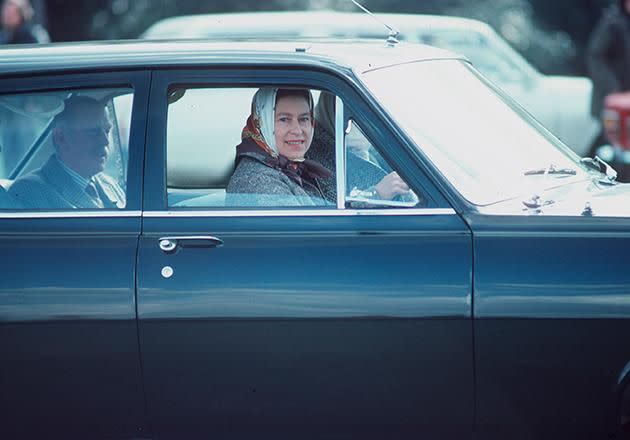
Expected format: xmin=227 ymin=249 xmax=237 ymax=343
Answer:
xmin=349 ymin=0 xmax=400 ymax=47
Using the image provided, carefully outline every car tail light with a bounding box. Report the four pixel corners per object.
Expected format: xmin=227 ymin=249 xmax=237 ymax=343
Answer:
xmin=603 ymin=108 xmax=620 ymax=147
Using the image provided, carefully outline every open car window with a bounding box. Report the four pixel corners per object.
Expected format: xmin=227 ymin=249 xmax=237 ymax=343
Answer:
xmin=165 ymin=86 xmax=425 ymax=211
xmin=344 ymin=120 xmax=421 ymax=209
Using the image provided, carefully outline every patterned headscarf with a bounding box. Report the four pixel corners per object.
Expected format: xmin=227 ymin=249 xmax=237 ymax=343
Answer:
xmin=241 ymin=88 xmax=278 ymax=156
xmin=241 ymin=87 xmax=315 ymax=158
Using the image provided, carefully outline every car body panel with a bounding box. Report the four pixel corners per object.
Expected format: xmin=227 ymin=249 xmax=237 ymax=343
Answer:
xmin=468 ymin=214 xmax=630 ymax=439
xmin=138 ymin=214 xmax=473 ymax=438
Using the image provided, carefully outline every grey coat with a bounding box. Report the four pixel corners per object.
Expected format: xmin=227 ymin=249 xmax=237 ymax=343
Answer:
xmin=586 ymin=1 xmax=630 ymax=117
xmin=226 ymin=139 xmax=331 ymax=207
xmin=9 ymin=155 xmax=126 ymax=209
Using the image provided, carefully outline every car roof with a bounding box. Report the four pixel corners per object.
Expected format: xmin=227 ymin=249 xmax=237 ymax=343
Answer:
xmin=141 ymin=10 xmax=494 ymax=40
xmin=0 ymin=38 xmax=465 ymax=77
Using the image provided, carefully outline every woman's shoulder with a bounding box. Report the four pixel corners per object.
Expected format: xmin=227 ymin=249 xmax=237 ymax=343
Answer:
xmin=227 ymin=155 xmax=291 ymax=193
xmin=226 ymin=156 xmax=315 ymax=206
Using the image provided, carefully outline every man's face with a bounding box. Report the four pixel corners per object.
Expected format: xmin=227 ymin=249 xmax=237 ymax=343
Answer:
xmin=2 ymin=2 xmax=22 ymax=29
xmin=56 ymin=104 xmax=112 ymax=178
xmin=274 ymin=94 xmax=313 ymax=160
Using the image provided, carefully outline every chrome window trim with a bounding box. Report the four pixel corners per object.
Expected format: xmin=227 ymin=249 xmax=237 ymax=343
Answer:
xmin=143 ymin=208 xmax=456 ymax=218
xmin=0 ymin=210 xmax=142 ymax=219
xmin=335 ymin=96 xmax=346 ymax=209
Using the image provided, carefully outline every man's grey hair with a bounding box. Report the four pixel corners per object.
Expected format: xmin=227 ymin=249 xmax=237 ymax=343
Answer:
xmin=51 ymin=96 xmax=106 ymax=150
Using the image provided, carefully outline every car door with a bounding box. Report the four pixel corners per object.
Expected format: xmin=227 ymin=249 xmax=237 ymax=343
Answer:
xmin=137 ymin=69 xmax=473 ymax=439
xmin=0 ymin=71 xmax=150 ymax=438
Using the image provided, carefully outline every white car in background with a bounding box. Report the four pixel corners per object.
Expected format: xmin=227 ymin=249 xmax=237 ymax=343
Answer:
xmin=141 ymin=10 xmax=600 ymax=157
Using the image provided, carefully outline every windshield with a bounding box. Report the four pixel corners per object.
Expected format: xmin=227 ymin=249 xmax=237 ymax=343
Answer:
xmin=360 ymin=60 xmax=590 ymax=206
xmin=418 ymin=31 xmax=525 ymax=84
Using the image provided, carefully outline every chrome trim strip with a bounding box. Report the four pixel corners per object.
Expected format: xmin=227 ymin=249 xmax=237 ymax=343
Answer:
xmin=475 ymin=230 xmax=630 ymax=238
xmin=335 ymin=96 xmax=346 ymax=209
xmin=143 ymin=208 xmax=456 ymax=218
xmin=0 ymin=210 xmax=142 ymax=219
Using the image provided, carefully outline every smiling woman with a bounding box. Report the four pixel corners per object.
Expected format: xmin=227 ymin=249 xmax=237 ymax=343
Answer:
xmin=225 ymin=87 xmax=332 ymax=207
xmin=273 ymin=88 xmax=314 ymax=160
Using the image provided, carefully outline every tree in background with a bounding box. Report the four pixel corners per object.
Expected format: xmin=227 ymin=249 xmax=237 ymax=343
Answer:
xmin=44 ymin=0 xmax=613 ymax=75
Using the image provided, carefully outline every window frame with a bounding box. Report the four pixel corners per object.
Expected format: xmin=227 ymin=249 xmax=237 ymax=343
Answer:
xmin=145 ymin=67 xmax=453 ymax=216
xmin=0 ymin=70 xmax=150 ymax=216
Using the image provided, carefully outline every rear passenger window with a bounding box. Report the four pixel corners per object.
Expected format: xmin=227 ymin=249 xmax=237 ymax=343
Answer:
xmin=0 ymin=87 xmax=132 ymax=210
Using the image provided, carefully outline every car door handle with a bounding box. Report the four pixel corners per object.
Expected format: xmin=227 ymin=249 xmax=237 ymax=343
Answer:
xmin=158 ymin=236 xmax=224 ymax=253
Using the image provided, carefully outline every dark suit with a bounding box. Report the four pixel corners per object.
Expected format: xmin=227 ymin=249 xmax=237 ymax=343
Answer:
xmin=9 ymin=155 xmax=125 ymax=209
xmin=586 ymin=2 xmax=630 ymax=117
xmin=0 ymin=185 xmax=20 ymax=209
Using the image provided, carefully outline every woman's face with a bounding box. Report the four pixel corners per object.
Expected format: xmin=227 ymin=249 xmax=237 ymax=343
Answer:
xmin=274 ymin=94 xmax=313 ymax=160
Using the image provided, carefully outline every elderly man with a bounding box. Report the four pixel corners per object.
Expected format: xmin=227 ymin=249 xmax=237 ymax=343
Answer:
xmin=9 ymin=96 xmax=125 ymax=209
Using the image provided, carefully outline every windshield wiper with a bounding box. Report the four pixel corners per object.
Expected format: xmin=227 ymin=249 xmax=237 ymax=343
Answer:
xmin=523 ymin=164 xmax=577 ymax=176
xmin=580 ymin=156 xmax=618 ymax=185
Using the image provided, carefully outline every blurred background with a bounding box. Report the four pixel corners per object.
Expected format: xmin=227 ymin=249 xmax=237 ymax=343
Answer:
xmin=34 ymin=0 xmax=610 ymax=77
xmin=31 ymin=0 xmax=611 ymax=75
xmin=8 ymin=0 xmax=630 ymax=175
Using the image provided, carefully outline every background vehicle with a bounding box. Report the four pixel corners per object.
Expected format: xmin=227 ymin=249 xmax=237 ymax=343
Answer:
xmin=1 ymin=39 xmax=629 ymax=440
xmin=141 ymin=10 xmax=601 ymax=157
xmin=601 ymin=92 xmax=630 ymax=179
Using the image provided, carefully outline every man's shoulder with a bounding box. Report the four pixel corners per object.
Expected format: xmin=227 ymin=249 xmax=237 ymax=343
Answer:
xmin=12 ymin=25 xmax=39 ymax=44
xmin=8 ymin=166 xmax=59 ymax=208
xmin=9 ymin=166 xmax=47 ymax=191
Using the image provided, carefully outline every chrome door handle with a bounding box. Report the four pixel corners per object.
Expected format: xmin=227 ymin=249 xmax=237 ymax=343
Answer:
xmin=158 ymin=236 xmax=224 ymax=253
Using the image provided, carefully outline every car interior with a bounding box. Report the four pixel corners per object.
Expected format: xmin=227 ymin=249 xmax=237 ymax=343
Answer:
xmin=0 ymin=88 xmax=132 ymax=209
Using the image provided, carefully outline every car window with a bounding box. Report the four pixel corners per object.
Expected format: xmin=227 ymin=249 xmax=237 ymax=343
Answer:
xmin=166 ymin=86 xmax=331 ymax=209
xmin=166 ymin=87 xmax=258 ymax=208
xmin=165 ymin=86 xmax=424 ymax=210
xmin=344 ymin=120 xmax=420 ymax=209
xmin=0 ymin=87 xmax=132 ymax=210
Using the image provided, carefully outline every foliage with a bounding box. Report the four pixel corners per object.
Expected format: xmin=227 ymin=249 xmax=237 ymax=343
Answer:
xmin=45 ymin=0 xmax=614 ymax=75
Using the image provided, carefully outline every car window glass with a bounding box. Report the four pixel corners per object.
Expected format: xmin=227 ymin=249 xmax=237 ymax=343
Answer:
xmin=344 ymin=120 xmax=421 ymax=209
xmin=166 ymin=86 xmax=334 ymax=209
xmin=0 ymin=87 xmax=132 ymax=210
xmin=361 ymin=60 xmax=586 ymax=206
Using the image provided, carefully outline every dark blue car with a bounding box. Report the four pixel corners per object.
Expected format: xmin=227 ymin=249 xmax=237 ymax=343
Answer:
xmin=1 ymin=38 xmax=629 ymax=440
